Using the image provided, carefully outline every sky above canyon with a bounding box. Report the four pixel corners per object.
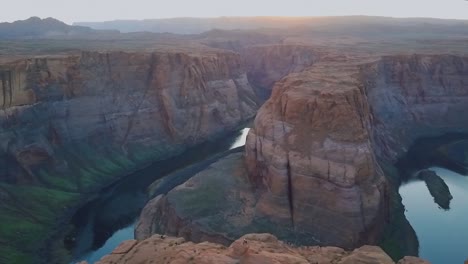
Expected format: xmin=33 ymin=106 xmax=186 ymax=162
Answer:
xmin=1 ymin=0 xmax=468 ymax=23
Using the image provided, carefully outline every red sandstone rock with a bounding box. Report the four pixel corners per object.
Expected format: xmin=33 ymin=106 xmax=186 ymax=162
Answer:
xmin=0 ymin=49 xmax=257 ymax=184
xmin=94 ymin=233 xmax=425 ymax=264
xmin=397 ymin=256 xmax=431 ymax=264
xmin=243 ymin=45 xmax=324 ymax=95
xmin=245 ymin=58 xmax=388 ymax=248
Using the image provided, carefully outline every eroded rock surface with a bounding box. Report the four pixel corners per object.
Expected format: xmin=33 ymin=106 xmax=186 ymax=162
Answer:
xmin=0 ymin=49 xmax=257 ymax=186
xmin=418 ymin=170 xmax=453 ymax=210
xmin=96 ymin=233 xmax=427 ymax=264
xmin=0 ymin=48 xmax=257 ymax=261
xmin=245 ymin=58 xmax=389 ymax=248
xmin=243 ymin=45 xmax=323 ymax=100
xmin=397 ymin=256 xmax=431 ymax=264
xmin=139 ymin=54 xmax=468 ymax=252
xmin=363 ymin=55 xmax=468 ymax=163
xmin=135 ymin=152 xmax=256 ymax=244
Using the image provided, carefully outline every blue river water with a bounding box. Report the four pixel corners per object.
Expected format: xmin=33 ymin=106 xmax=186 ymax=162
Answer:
xmin=399 ymin=167 xmax=468 ymax=264
xmin=71 ymin=128 xmax=250 ymax=263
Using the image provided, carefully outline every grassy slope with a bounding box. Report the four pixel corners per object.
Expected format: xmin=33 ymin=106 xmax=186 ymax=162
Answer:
xmin=0 ymin=141 xmax=180 ymax=264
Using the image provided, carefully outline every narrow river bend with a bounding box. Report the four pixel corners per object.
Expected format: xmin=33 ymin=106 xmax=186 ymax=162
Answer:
xmin=69 ymin=128 xmax=250 ymax=263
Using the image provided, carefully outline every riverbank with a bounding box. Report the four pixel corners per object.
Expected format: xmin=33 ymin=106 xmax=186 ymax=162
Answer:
xmin=380 ymin=133 xmax=468 ymax=263
xmin=400 ymin=167 xmax=468 ymax=263
xmin=68 ymin=128 xmax=250 ymax=263
xmin=0 ymin=121 xmax=252 ymax=264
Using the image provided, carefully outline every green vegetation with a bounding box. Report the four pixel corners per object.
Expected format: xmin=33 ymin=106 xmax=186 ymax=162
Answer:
xmin=0 ymin=184 xmax=79 ymax=264
xmin=171 ymin=176 xmax=226 ymax=218
xmin=0 ymin=139 xmax=183 ymax=264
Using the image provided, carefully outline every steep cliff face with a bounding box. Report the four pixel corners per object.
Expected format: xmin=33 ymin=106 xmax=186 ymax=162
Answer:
xmin=0 ymin=50 xmax=257 ymax=263
xmin=137 ymin=54 xmax=468 ymax=254
xmin=245 ymin=54 xmax=468 ymax=249
xmin=0 ymin=50 xmax=257 ymax=184
xmin=362 ymin=55 xmax=468 ymax=163
xmin=245 ymin=59 xmax=388 ymax=248
xmin=242 ymin=45 xmax=323 ymax=100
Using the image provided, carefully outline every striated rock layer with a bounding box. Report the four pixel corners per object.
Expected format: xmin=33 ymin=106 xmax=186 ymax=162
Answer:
xmin=139 ymin=54 xmax=468 ymax=253
xmin=362 ymin=55 xmax=468 ymax=163
xmin=95 ymin=233 xmax=428 ymax=264
xmin=0 ymin=49 xmax=257 ymax=185
xmin=0 ymin=49 xmax=257 ymax=262
xmin=246 ymin=54 xmax=468 ymax=248
xmin=242 ymin=45 xmax=324 ymax=100
xmin=245 ymin=58 xmax=388 ymax=248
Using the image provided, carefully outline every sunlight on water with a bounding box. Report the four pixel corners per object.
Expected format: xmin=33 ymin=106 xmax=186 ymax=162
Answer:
xmin=399 ymin=167 xmax=468 ymax=264
xmin=71 ymin=128 xmax=251 ymax=264
xmin=230 ymin=128 xmax=250 ymax=149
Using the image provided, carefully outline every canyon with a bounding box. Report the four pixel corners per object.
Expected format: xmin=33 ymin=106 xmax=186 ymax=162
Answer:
xmin=1 ymin=16 xmax=468 ymax=264
xmin=136 ymin=54 xmax=468 ymax=262
xmin=0 ymin=47 xmax=257 ymax=263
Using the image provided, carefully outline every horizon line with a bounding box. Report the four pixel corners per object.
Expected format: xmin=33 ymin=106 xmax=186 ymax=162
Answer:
xmin=2 ymin=14 xmax=468 ymax=25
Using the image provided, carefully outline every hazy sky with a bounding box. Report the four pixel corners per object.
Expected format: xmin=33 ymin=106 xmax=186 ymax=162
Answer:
xmin=1 ymin=0 xmax=468 ymax=24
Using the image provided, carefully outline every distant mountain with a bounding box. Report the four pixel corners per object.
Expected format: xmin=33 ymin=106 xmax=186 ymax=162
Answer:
xmin=0 ymin=17 xmax=119 ymax=39
xmin=74 ymin=16 xmax=468 ymax=35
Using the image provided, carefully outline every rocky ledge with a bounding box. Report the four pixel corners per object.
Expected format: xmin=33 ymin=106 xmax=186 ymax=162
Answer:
xmin=92 ymin=233 xmax=428 ymax=264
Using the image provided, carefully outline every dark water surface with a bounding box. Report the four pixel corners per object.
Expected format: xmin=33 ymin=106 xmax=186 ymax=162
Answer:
xmin=70 ymin=128 xmax=250 ymax=263
xmin=396 ymin=134 xmax=468 ymax=264
xmin=70 ymin=129 xmax=468 ymax=264
xmin=399 ymin=167 xmax=468 ymax=264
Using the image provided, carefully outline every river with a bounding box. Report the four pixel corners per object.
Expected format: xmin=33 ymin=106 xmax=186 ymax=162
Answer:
xmin=399 ymin=167 xmax=468 ymax=264
xmin=70 ymin=128 xmax=250 ymax=264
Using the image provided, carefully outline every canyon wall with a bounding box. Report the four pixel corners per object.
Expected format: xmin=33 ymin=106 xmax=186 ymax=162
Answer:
xmin=242 ymin=45 xmax=323 ymax=100
xmin=362 ymin=55 xmax=468 ymax=163
xmin=138 ymin=54 xmax=468 ymax=254
xmin=245 ymin=59 xmax=388 ymax=248
xmin=0 ymin=50 xmax=257 ymax=185
xmin=0 ymin=49 xmax=257 ymax=263
xmin=244 ymin=54 xmax=468 ymax=248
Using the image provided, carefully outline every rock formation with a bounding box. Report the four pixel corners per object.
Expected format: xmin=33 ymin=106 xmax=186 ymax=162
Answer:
xmin=0 ymin=48 xmax=257 ymax=263
xmin=135 ymin=152 xmax=259 ymax=244
xmin=138 ymin=54 xmax=468 ymax=254
xmin=362 ymin=55 xmax=468 ymax=163
xmin=244 ymin=58 xmax=388 ymax=248
xmin=0 ymin=49 xmax=257 ymax=185
xmin=138 ymin=57 xmax=387 ymax=248
xmin=94 ymin=233 xmax=428 ymax=264
xmin=418 ymin=170 xmax=453 ymax=210
xmin=242 ymin=45 xmax=323 ymax=100
xmin=2 ymin=17 xmax=468 ymax=264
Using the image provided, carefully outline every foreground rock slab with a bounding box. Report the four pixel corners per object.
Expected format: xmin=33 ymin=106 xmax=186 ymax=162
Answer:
xmin=91 ymin=233 xmax=428 ymax=264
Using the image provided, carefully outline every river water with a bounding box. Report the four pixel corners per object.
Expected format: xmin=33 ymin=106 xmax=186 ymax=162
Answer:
xmin=70 ymin=128 xmax=250 ymax=263
xmin=399 ymin=167 xmax=468 ymax=264
xmin=71 ymin=129 xmax=468 ymax=264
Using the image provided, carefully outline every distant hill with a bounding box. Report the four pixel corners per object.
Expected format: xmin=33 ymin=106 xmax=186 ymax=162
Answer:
xmin=0 ymin=17 xmax=119 ymax=39
xmin=74 ymin=16 xmax=468 ymax=35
